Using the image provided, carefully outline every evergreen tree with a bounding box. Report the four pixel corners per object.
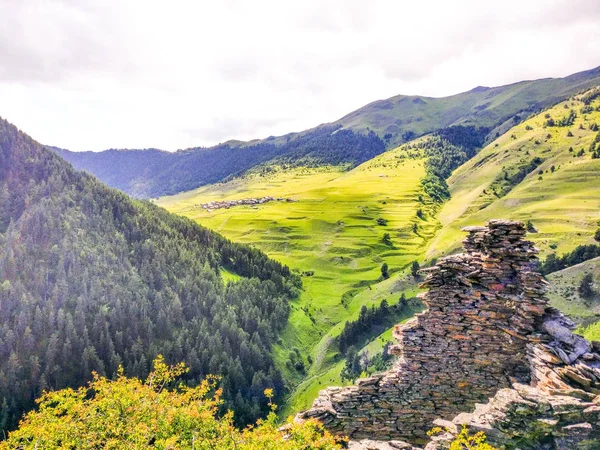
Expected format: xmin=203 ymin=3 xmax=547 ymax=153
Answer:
xmin=381 ymin=263 xmax=389 ymax=279
xmin=0 ymin=117 xmax=301 ymax=432
xmin=411 ymin=261 xmax=421 ymax=278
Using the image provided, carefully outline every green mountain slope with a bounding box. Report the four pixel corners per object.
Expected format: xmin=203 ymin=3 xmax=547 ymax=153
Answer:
xmin=337 ymin=65 xmax=600 ymax=147
xmin=56 ymin=66 xmax=600 ymax=199
xmin=157 ymin=86 xmax=600 ymax=416
xmin=0 ymin=117 xmax=299 ymax=432
xmin=546 ymin=257 xmax=600 ymax=322
xmin=156 ymin=148 xmax=434 ymax=412
xmin=427 ymin=92 xmax=600 ymax=260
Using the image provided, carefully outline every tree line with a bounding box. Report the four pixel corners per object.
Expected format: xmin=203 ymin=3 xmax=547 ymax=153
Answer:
xmin=338 ymin=295 xmax=411 ymax=354
xmin=539 ymin=244 xmax=600 ymax=275
xmin=58 ymin=126 xmax=386 ymax=198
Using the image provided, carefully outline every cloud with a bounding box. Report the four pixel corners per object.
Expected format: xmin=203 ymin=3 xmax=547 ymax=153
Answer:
xmin=0 ymin=0 xmax=599 ymax=151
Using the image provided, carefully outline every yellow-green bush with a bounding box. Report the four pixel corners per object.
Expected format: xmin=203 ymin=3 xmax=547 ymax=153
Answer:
xmin=1 ymin=356 xmax=342 ymax=450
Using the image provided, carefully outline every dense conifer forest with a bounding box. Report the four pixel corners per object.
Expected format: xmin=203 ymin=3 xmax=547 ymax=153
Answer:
xmin=0 ymin=118 xmax=301 ymax=432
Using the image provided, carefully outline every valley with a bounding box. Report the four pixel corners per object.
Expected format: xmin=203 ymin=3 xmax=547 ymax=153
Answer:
xmin=4 ymin=3 xmax=600 ymax=446
xmin=157 ymin=150 xmax=436 ymax=412
xmin=2 ymin=62 xmax=600 ymax=448
xmin=157 ymin=90 xmax=600 ymax=416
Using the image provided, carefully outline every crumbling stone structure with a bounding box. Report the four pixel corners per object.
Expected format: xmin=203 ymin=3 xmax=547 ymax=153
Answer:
xmin=297 ymin=220 xmax=579 ymax=444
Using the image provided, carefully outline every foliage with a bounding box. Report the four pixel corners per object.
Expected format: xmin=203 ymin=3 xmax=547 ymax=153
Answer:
xmin=0 ymin=357 xmax=342 ymax=450
xmin=428 ymin=426 xmax=498 ymax=450
xmin=582 ymin=87 xmax=600 ymax=105
xmin=420 ymin=172 xmax=450 ymax=203
xmin=380 ymin=263 xmax=389 ymax=280
xmin=0 ymin=118 xmax=300 ymax=431
xmin=556 ymin=109 xmax=577 ymax=127
xmin=487 ymin=157 xmax=543 ymax=198
xmin=382 ymin=233 xmax=392 ymax=246
xmin=413 ymin=126 xmax=489 ymax=203
xmin=449 ymin=426 xmax=498 ymax=450
xmin=578 ymin=273 xmax=597 ymax=300
xmin=364 ymin=342 xmax=394 ymax=374
xmin=337 ymin=300 xmax=410 ymax=353
xmin=540 ymin=245 xmax=600 ymax=274
xmin=340 ymin=346 xmax=362 ymax=382
xmin=411 ymin=261 xmax=421 ymax=278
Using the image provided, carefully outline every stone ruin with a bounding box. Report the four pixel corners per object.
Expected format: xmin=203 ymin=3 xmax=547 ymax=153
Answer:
xmin=297 ymin=220 xmax=600 ymax=449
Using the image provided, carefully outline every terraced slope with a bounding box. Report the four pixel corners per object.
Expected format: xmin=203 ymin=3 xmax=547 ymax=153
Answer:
xmin=157 ymin=148 xmax=435 ymax=411
xmin=427 ymin=94 xmax=600 ymax=260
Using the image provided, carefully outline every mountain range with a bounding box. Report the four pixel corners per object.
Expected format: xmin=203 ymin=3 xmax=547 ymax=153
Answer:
xmin=1 ymin=65 xmax=600 ymax=441
xmin=57 ymin=65 xmax=600 ymax=198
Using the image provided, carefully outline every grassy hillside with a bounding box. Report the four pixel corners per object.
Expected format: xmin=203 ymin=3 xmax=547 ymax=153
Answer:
xmin=427 ymin=94 xmax=600 ymax=260
xmin=56 ymin=66 xmax=600 ymax=200
xmin=337 ymin=65 xmax=600 ymax=147
xmin=157 ymin=148 xmax=434 ymax=412
xmin=546 ymin=258 xmax=600 ymax=344
xmin=547 ymin=257 xmax=600 ymax=321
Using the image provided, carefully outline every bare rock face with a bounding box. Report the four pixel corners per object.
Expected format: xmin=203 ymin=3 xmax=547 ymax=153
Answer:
xmin=426 ymin=326 xmax=600 ymax=449
xmin=298 ymin=220 xmax=600 ymax=448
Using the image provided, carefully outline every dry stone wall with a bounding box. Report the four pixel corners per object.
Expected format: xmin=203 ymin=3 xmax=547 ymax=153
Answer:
xmin=426 ymin=308 xmax=600 ymax=449
xmin=298 ymin=220 xmax=551 ymax=443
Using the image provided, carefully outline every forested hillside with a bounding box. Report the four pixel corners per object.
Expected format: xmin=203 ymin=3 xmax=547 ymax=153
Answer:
xmin=0 ymin=118 xmax=300 ymax=433
xmin=58 ymin=126 xmax=385 ymax=198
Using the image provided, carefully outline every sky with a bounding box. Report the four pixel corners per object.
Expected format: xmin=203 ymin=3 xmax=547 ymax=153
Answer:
xmin=1 ymin=0 xmax=600 ymax=152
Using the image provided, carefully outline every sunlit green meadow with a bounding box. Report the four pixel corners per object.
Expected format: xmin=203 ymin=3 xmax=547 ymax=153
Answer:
xmin=157 ymin=148 xmax=433 ymax=412
xmin=427 ymin=97 xmax=600 ymax=260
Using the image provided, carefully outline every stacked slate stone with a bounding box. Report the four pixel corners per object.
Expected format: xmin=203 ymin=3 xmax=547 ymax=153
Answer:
xmin=425 ymin=304 xmax=600 ymax=448
xmin=297 ymin=220 xmax=551 ymax=444
xmin=425 ymin=382 xmax=600 ymax=449
xmin=529 ymin=307 xmax=600 ymax=395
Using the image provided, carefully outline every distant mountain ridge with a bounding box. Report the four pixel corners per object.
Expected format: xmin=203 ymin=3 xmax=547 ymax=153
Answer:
xmin=57 ymin=126 xmax=385 ymax=198
xmin=56 ymin=65 xmax=600 ymax=198
xmin=334 ymin=65 xmax=600 ymax=147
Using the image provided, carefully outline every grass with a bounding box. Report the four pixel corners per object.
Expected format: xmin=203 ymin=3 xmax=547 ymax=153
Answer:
xmin=427 ymin=96 xmax=600 ymax=261
xmin=545 ymin=257 xmax=600 ymax=341
xmin=546 ymin=257 xmax=600 ymax=320
xmin=220 ymin=268 xmax=242 ymax=284
xmin=283 ymin=309 xmax=418 ymax=418
xmin=157 ymin=148 xmax=433 ymax=413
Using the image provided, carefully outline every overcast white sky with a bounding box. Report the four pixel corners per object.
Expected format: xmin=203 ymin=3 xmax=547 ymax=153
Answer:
xmin=1 ymin=0 xmax=599 ymax=152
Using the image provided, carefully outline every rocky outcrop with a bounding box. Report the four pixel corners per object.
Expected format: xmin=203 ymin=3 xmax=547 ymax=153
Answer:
xmin=297 ymin=220 xmax=600 ymax=448
xmin=298 ymin=220 xmax=548 ymax=443
xmin=426 ymin=309 xmax=600 ymax=449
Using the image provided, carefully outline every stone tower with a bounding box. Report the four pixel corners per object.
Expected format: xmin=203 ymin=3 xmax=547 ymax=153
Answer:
xmin=298 ymin=220 xmax=550 ymax=443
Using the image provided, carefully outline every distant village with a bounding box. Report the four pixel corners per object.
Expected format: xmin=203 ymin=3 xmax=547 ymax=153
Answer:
xmin=197 ymin=196 xmax=294 ymax=212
